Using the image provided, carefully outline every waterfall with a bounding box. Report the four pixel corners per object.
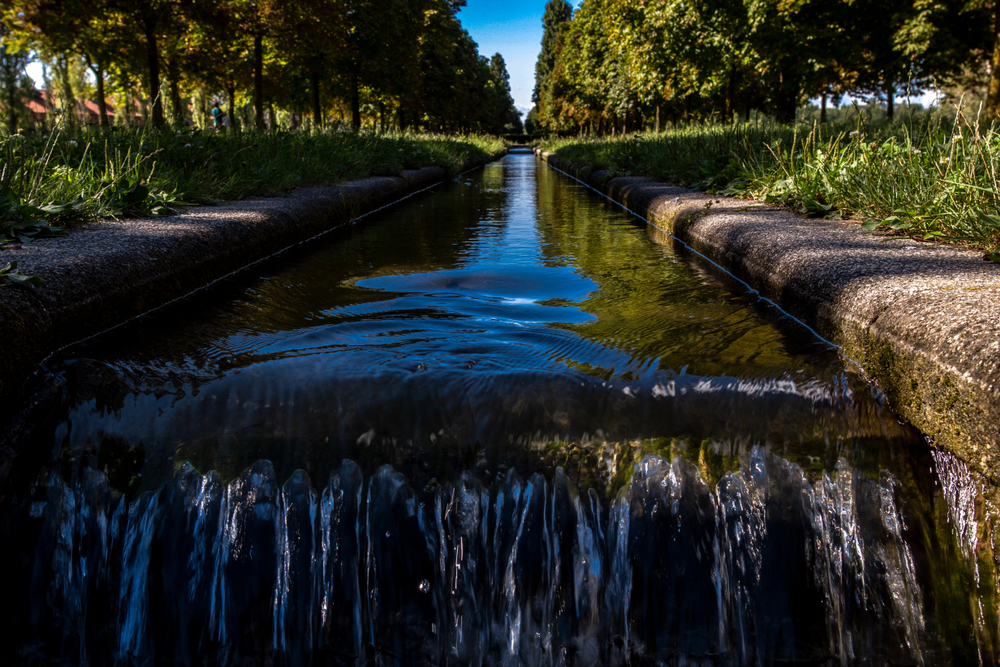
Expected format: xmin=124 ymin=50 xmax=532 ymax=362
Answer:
xmin=10 ymin=449 xmax=990 ymax=665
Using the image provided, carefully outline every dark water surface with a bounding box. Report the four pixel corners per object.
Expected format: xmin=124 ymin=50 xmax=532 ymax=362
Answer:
xmin=2 ymin=150 xmax=998 ymax=666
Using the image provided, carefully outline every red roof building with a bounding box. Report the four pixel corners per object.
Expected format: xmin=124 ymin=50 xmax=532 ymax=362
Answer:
xmin=24 ymin=90 xmax=145 ymax=128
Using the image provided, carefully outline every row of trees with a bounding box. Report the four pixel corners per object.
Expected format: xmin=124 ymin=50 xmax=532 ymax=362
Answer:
xmin=530 ymin=0 xmax=994 ymax=133
xmin=0 ymin=0 xmax=523 ymax=134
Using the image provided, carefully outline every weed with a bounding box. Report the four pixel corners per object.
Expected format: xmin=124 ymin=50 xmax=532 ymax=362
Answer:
xmin=0 ymin=127 xmax=504 ymax=284
xmin=541 ymin=113 xmax=1000 ymax=253
xmin=0 ymin=261 xmax=43 ymax=287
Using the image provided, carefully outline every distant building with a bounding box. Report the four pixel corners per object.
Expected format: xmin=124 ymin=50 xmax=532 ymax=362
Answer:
xmin=24 ymin=90 xmax=145 ymax=128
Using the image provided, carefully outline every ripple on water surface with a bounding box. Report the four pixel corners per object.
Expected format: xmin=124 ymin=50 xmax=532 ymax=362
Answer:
xmin=2 ymin=151 xmax=995 ymax=666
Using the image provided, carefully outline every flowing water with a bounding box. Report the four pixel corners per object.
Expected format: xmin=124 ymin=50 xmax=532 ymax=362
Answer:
xmin=2 ymin=149 xmax=999 ymax=666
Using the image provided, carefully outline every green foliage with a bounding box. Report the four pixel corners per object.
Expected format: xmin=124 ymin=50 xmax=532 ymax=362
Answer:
xmin=0 ymin=260 xmax=43 ymax=287
xmin=533 ymin=0 xmax=574 ymax=106
xmin=541 ymin=113 xmax=1000 ymax=252
xmin=6 ymin=0 xmax=518 ymax=134
xmin=0 ymin=123 xmax=501 ymax=284
xmin=532 ymin=0 xmax=991 ymax=132
xmin=0 ymin=125 xmax=502 ymax=239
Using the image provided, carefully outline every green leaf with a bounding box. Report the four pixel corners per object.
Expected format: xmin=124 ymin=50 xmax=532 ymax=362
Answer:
xmin=5 ymin=272 xmax=44 ymax=286
xmin=977 ymin=213 xmax=1000 ymax=229
xmin=0 ymin=260 xmax=44 ymax=287
xmin=861 ymin=219 xmax=883 ymax=231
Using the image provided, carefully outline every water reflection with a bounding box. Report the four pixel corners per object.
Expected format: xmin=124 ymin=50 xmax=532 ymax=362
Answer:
xmin=1 ymin=151 xmax=997 ymax=665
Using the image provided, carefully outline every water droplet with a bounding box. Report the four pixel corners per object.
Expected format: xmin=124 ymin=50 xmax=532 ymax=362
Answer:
xmin=418 ymin=579 xmax=430 ymax=593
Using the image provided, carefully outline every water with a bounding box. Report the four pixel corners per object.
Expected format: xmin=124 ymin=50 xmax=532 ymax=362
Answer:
xmin=1 ymin=150 xmax=998 ymax=665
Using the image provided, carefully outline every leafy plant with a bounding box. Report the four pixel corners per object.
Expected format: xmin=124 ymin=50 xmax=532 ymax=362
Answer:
xmin=542 ymin=114 xmax=1000 ymax=252
xmin=0 ymin=194 xmax=72 ymax=243
xmin=0 ymin=261 xmax=44 ymax=287
xmin=0 ymin=128 xmax=504 ymax=249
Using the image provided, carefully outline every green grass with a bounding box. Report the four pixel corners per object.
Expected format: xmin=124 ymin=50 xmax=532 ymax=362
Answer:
xmin=540 ymin=115 xmax=1000 ymax=259
xmin=0 ymin=124 xmax=505 ymax=276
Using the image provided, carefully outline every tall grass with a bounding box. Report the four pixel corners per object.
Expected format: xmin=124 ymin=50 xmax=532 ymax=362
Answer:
xmin=541 ymin=112 xmax=1000 ymax=257
xmin=0 ymin=124 xmax=504 ymax=248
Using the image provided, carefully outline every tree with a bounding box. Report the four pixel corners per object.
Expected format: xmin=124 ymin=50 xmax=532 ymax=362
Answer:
xmin=889 ymin=0 xmax=989 ymax=117
xmin=0 ymin=22 xmax=32 ymax=133
xmin=8 ymin=0 xmax=128 ymax=127
xmin=4 ymin=0 xmax=515 ymax=134
xmin=486 ymin=53 xmax=520 ymax=133
xmin=533 ymin=0 xmax=572 ymax=105
xmin=185 ymin=0 xmax=255 ymax=131
xmin=524 ymin=105 xmax=540 ymax=133
xmin=270 ymin=0 xmax=343 ymax=128
xmin=112 ymin=0 xmax=177 ymax=127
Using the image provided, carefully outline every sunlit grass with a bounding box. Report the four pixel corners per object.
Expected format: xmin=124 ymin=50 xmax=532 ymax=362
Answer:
xmin=0 ymin=124 xmax=504 ymax=248
xmin=541 ymin=115 xmax=1000 ymax=257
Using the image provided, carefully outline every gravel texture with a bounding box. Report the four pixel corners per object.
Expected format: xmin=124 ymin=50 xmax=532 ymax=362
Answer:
xmin=0 ymin=166 xmax=450 ymax=402
xmin=538 ymin=149 xmax=1000 ymax=479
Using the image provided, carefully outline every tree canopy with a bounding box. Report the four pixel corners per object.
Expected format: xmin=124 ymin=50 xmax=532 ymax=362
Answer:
xmin=1 ymin=0 xmax=522 ymax=133
xmin=531 ymin=0 xmax=994 ymax=132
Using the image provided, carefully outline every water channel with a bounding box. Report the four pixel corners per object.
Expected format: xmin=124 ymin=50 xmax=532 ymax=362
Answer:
xmin=2 ymin=149 xmax=999 ymax=666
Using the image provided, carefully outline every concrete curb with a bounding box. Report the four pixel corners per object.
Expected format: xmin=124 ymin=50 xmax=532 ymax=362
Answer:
xmin=536 ymin=148 xmax=1000 ymax=479
xmin=0 ymin=158 xmax=495 ymax=404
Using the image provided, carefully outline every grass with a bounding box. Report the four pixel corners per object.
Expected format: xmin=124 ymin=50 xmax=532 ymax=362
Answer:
xmin=540 ymin=111 xmax=1000 ymax=260
xmin=0 ymin=124 xmax=505 ymax=283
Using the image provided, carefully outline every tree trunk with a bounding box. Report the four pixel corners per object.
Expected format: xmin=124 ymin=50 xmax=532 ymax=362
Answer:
xmin=40 ymin=63 xmax=54 ymax=129
xmin=254 ymin=32 xmax=264 ymax=131
xmin=55 ymin=56 xmax=77 ymax=129
xmin=142 ymin=17 xmax=164 ymax=127
xmin=310 ymin=69 xmax=322 ymax=128
xmin=89 ymin=59 xmax=109 ymax=128
xmin=168 ymin=66 xmax=183 ymax=126
xmin=351 ymin=72 xmax=361 ymax=131
xmin=2 ymin=49 xmax=16 ymax=134
xmin=725 ymin=70 xmax=735 ymax=123
xmin=773 ymin=64 xmax=799 ymax=124
xmin=198 ymin=89 xmax=209 ymax=128
xmin=655 ymin=105 xmax=661 ymax=133
xmin=988 ymin=4 xmax=1000 ymax=118
xmin=820 ymin=93 xmax=827 ymax=124
xmin=885 ymin=84 xmax=895 ymax=121
xmin=226 ymin=86 xmax=240 ymax=132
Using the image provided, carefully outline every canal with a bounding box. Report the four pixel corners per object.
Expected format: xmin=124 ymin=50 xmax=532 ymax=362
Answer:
xmin=1 ymin=149 xmax=996 ymax=665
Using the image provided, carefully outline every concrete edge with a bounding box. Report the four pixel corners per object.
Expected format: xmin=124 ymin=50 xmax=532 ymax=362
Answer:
xmin=0 ymin=153 xmax=503 ymax=404
xmin=536 ymin=148 xmax=1000 ymax=479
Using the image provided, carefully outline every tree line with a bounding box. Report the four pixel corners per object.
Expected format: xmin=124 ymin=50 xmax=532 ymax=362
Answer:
xmin=0 ymin=0 xmax=523 ymax=134
xmin=529 ymin=0 xmax=994 ymax=134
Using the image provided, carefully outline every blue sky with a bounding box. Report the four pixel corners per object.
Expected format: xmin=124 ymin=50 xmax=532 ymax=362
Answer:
xmin=458 ymin=0 xmax=582 ymax=116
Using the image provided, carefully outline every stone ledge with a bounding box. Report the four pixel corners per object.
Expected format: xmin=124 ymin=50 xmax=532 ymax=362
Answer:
xmin=537 ymin=149 xmax=1000 ymax=479
xmin=0 ymin=161 xmax=489 ymax=403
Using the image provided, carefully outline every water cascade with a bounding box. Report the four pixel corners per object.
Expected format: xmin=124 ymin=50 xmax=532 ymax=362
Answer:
xmin=10 ymin=448 xmax=951 ymax=666
xmin=2 ymin=150 xmax=998 ymax=665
